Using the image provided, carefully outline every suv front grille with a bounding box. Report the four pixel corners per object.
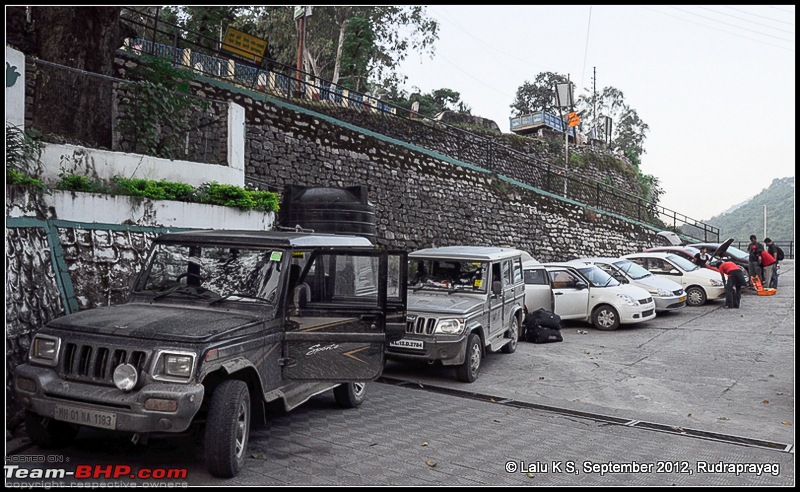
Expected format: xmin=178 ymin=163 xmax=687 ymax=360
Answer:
xmin=61 ymin=343 xmax=148 ymax=386
xmin=406 ymin=317 xmax=436 ymax=335
xmin=638 ymin=297 xmax=653 ymax=305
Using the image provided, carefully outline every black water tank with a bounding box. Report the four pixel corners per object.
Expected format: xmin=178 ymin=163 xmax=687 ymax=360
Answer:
xmin=280 ymin=185 xmax=377 ymax=243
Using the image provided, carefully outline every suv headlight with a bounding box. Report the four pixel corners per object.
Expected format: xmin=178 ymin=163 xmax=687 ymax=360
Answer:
xmin=709 ymin=279 xmax=724 ymax=287
xmin=152 ymin=350 xmax=196 ymax=382
xmin=616 ymin=294 xmax=638 ymax=306
xmin=434 ymin=318 xmax=466 ymax=334
xmin=30 ymin=335 xmax=60 ymax=366
xmin=650 ymin=288 xmax=671 ymax=297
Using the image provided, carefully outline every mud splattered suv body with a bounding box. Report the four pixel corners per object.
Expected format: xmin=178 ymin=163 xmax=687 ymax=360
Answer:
xmin=14 ymin=230 xmax=407 ymax=478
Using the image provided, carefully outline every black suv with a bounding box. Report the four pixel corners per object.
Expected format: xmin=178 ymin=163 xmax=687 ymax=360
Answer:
xmin=14 ymin=230 xmax=407 ymax=478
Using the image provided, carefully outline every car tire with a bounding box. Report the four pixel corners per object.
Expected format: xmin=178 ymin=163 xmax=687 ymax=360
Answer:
xmin=501 ymin=316 xmax=519 ymax=354
xmin=685 ymin=286 xmax=707 ymax=306
xmin=455 ymin=333 xmax=482 ymax=383
xmin=205 ymin=380 xmax=251 ymax=478
xmin=592 ymin=305 xmax=620 ymax=331
xmin=24 ymin=410 xmax=79 ymax=449
xmin=334 ymin=382 xmax=367 ymax=408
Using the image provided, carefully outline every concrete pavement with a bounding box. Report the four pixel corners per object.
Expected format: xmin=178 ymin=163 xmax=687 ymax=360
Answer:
xmin=5 ymin=262 xmax=794 ymax=486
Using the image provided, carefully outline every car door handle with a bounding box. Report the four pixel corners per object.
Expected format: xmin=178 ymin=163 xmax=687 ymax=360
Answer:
xmin=554 ymin=292 xmax=563 ymax=296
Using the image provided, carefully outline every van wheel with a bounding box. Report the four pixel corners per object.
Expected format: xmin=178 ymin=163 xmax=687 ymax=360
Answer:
xmin=205 ymin=380 xmax=250 ymax=478
xmin=24 ymin=410 xmax=79 ymax=448
xmin=501 ymin=316 xmax=519 ymax=354
xmin=686 ymin=286 xmax=707 ymax=306
xmin=456 ymin=333 xmax=482 ymax=382
xmin=592 ymin=305 xmax=620 ymax=331
xmin=334 ymin=382 xmax=367 ymax=408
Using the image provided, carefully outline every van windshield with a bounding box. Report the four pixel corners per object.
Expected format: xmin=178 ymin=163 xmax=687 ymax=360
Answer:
xmin=408 ymin=258 xmax=488 ymax=293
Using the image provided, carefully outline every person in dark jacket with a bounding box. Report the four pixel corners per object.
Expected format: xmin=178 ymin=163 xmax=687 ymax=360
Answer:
xmin=764 ymin=238 xmax=782 ymax=289
xmin=718 ymin=261 xmax=745 ymax=308
xmin=746 ymin=235 xmax=764 ymax=284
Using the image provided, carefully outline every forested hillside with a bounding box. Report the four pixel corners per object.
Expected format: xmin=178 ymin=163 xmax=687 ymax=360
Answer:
xmin=681 ymin=177 xmax=794 ymax=243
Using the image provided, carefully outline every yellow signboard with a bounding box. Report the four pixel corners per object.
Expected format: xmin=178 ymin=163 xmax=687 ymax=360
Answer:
xmin=221 ymin=26 xmax=268 ymax=64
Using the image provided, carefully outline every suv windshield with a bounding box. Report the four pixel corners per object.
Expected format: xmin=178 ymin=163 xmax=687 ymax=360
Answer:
xmin=136 ymin=244 xmax=284 ymax=304
xmin=408 ymin=258 xmax=488 ymax=293
xmin=612 ymin=259 xmax=653 ymax=280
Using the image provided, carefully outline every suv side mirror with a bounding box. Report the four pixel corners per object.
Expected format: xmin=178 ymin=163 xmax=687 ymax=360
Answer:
xmin=575 ymin=280 xmax=588 ymax=290
xmin=492 ymin=281 xmax=502 ymax=296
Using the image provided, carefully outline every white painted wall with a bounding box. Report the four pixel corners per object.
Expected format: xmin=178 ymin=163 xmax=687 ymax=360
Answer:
xmin=39 ymin=142 xmax=245 ymax=188
xmin=5 ymin=46 xmax=25 ymax=129
xmin=7 ymin=45 xmax=247 ymax=189
xmin=8 ymin=189 xmax=275 ymax=231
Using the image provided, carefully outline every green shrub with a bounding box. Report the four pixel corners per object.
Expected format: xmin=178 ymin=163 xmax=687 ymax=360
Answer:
xmin=196 ymin=182 xmax=280 ymax=212
xmin=112 ymin=177 xmax=194 ymax=201
xmin=7 ymin=169 xmax=46 ymax=193
xmin=56 ymin=172 xmax=102 ymax=193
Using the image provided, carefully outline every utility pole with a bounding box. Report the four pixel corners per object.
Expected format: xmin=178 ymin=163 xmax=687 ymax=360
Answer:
xmin=555 ymin=76 xmax=575 ymax=197
xmin=294 ymin=6 xmax=306 ymax=96
xmin=589 ymin=67 xmax=597 ymax=147
xmin=764 ymin=205 xmax=767 ymax=239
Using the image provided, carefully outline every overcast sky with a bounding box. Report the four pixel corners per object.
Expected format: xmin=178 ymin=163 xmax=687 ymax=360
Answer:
xmin=396 ymin=5 xmax=795 ymax=221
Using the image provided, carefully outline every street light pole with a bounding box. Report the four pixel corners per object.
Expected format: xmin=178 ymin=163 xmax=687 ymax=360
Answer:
xmin=564 ymin=125 xmax=569 ymax=196
xmin=555 ymin=78 xmax=574 ymax=197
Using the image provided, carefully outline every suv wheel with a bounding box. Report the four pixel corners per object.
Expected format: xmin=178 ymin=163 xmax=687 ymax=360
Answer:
xmin=24 ymin=410 xmax=79 ymax=448
xmin=501 ymin=316 xmax=519 ymax=354
xmin=334 ymin=382 xmax=367 ymax=408
xmin=456 ymin=333 xmax=482 ymax=382
xmin=205 ymin=380 xmax=251 ymax=478
xmin=592 ymin=305 xmax=620 ymax=331
xmin=685 ymin=286 xmax=707 ymax=306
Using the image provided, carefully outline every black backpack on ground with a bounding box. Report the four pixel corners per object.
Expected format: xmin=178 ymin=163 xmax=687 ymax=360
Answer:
xmin=523 ymin=308 xmax=563 ymax=343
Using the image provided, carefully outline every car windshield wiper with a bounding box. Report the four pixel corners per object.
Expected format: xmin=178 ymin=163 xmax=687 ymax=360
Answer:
xmin=153 ymin=286 xmax=214 ymax=300
xmin=209 ymin=293 xmax=270 ymax=305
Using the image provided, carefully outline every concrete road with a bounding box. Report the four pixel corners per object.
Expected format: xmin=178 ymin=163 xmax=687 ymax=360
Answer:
xmin=5 ymin=262 xmax=794 ymax=486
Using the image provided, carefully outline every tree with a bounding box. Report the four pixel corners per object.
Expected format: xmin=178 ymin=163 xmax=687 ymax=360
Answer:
xmin=576 ymin=86 xmax=649 ymax=162
xmin=338 ymin=16 xmax=374 ymax=92
xmin=509 ymin=72 xmax=569 ymax=116
xmin=385 ymin=87 xmax=471 ymax=118
xmin=167 ymin=6 xmax=439 ymax=92
xmin=7 ymin=7 xmax=136 ymax=148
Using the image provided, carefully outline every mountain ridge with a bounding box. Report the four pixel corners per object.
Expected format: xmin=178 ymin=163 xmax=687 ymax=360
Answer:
xmin=680 ymin=177 xmax=794 ymax=243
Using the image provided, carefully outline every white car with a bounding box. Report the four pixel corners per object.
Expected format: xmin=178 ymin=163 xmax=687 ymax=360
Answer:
xmin=578 ymin=257 xmax=687 ymax=312
xmin=623 ymin=252 xmax=726 ymax=306
xmin=522 ymin=258 xmax=657 ymax=331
